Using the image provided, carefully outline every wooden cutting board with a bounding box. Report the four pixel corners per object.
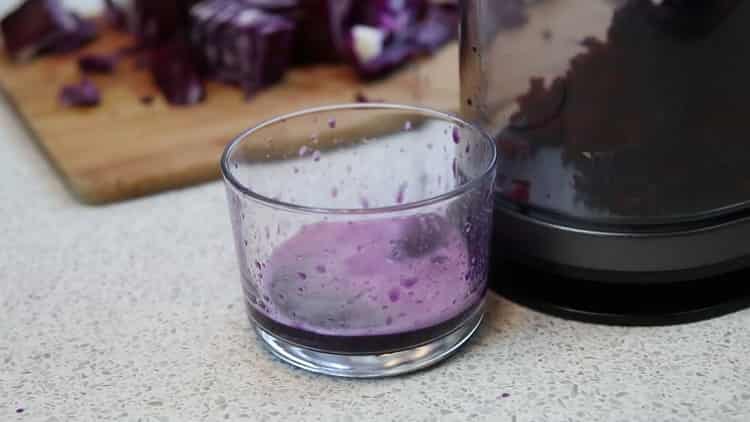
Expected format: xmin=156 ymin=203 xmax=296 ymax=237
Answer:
xmin=0 ymin=29 xmax=459 ymax=204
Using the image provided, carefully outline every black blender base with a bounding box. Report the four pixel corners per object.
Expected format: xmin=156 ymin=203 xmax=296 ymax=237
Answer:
xmin=490 ymin=261 xmax=750 ymax=326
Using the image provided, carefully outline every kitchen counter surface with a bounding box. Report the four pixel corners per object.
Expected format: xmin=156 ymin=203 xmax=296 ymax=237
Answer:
xmin=3 ymin=2 xmax=750 ymax=422
xmin=4 ymin=82 xmax=750 ymax=422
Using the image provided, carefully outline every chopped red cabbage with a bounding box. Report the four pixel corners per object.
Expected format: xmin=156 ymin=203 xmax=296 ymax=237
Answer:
xmin=346 ymin=2 xmax=458 ymax=80
xmin=354 ymin=0 xmax=426 ymax=33
xmin=190 ymin=2 xmax=295 ymax=97
xmin=4 ymin=0 xmax=458 ymax=108
xmin=150 ymin=40 xmax=206 ymax=105
xmin=1 ymin=0 xmax=87 ymax=61
xmin=409 ymin=3 xmax=458 ymax=53
xmin=132 ymin=0 xmax=199 ymax=46
xmin=104 ymin=0 xmax=132 ymax=31
xmin=352 ymin=40 xmax=415 ymax=80
xmin=59 ymin=79 xmax=101 ymax=107
xmin=294 ymin=0 xmax=354 ymax=63
xmin=507 ymin=180 xmax=531 ymax=203
xmin=509 ymin=77 xmax=566 ymax=131
xmin=78 ymin=53 xmax=119 ymax=74
xmin=41 ymin=14 xmax=98 ymax=54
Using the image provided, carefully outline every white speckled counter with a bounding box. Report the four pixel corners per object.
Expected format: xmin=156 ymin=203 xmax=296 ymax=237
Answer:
xmin=2 ymin=2 xmax=750 ymax=420
xmin=3 ymin=85 xmax=750 ymax=422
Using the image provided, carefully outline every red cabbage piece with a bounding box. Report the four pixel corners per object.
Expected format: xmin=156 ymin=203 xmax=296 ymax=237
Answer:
xmin=354 ymin=0 xmax=426 ymax=32
xmin=228 ymin=10 xmax=295 ymax=93
xmin=353 ymin=41 xmax=415 ymax=80
xmin=40 ymin=14 xmax=98 ymax=54
xmin=78 ymin=53 xmax=119 ymax=74
xmin=104 ymin=0 xmax=131 ymax=31
xmin=190 ymin=0 xmax=242 ymax=74
xmin=59 ymin=79 xmax=101 ymax=107
xmin=347 ymin=2 xmax=458 ymax=80
xmin=409 ymin=3 xmax=458 ymax=53
xmin=151 ymin=40 xmax=206 ymax=105
xmin=132 ymin=0 xmax=199 ymax=46
xmin=294 ymin=0 xmax=354 ymax=63
xmin=0 ymin=0 xmax=85 ymax=60
xmin=190 ymin=2 xmax=295 ymax=97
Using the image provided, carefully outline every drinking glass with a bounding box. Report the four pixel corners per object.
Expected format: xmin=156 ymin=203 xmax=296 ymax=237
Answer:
xmin=221 ymin=103 xmax=497 ymax=377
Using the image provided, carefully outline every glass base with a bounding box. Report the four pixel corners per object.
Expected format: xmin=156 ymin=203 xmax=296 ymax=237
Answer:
xmin=254 ymin=308 xmax=485 ymax=378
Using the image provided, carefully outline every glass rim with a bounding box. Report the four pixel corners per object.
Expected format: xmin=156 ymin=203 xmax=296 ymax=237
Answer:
xmin=220 ymin=103 xmax=497 ymax=216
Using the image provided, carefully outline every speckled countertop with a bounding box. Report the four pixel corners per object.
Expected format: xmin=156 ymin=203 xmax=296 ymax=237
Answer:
xmin=3 ymin=3 xmax=750 ymax=422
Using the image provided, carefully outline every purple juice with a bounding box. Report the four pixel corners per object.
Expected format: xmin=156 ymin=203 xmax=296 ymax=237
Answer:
xmin=244 ymin=213 xmax=486 ymax=354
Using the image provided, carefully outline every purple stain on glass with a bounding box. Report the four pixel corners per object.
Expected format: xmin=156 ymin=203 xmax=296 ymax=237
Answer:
xmin=255 ymin=261 xmax=263 ymax=271
xmin=396 ymin=182 xmax=408 ymax=204
xmin=452 ymin=126 xmax=461 ymax=144
xmin=431 ymin=255 xmax=449 ymax=264
xmin=360 ymin=197 xmax=370 ymax=209
xmin=388 ymin=287 xmax=401 ymax=303
xmin=315 ymin=264 xmax=327 ymax=274
xmin=386 ymin=316 xmax=393 ymax=326
xmin=328 ymin=118 xmax=336 ymax=129
xmin=312 ymin=150 xmax=321 ymax=162
xmin=400 ymin=277 xmax=419 ymax=288
xmin=299 ymin=145 xmax=310 ymax=157
xmin=391 ymin=214 xmax=449 ymax=259
xmin=297 ymin=272 xmax=307 ymax=280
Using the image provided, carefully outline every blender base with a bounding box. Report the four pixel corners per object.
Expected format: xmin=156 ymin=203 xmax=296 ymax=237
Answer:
xmin=490 ymin=260 xmax=750 ymax=326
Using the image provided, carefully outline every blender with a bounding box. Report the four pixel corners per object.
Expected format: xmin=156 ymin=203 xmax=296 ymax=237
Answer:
xmin=461 ymin=0 xmax=750 ymax=324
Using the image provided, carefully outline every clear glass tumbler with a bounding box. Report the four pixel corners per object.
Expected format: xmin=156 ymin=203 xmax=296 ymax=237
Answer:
xmin=221 ymin=104 xmax=497 ymax=378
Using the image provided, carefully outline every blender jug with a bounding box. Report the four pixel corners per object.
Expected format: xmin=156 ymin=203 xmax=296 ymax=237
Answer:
xmin=461 ymin=0 xmax=750 ymax=282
